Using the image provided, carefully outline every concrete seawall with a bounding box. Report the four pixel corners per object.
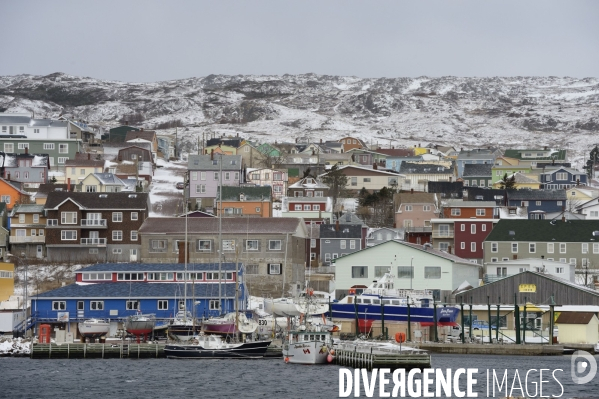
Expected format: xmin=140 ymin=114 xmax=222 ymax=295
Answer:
xmin=413 ymin=343 xmax=565 ymax=356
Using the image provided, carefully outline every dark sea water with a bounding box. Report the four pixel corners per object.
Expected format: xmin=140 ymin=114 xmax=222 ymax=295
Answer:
xmin=0 ymin=354 xmax=597 ymax=398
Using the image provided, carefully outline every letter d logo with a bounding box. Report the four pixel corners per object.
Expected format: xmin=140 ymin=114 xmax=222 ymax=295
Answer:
xmin=571 ymin=350 xmax=597 ymax=384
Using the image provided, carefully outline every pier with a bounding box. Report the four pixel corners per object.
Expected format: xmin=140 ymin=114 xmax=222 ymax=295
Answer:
xmin=31 ymin=343 xmax=166 ymax=359
xmin=414 ymin=342 xmax=566 ymax=356
xmin=334 ymin=342 xmax=431 ymax=371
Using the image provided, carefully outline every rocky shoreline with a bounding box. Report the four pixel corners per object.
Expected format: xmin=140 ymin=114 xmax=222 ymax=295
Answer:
xmin=0 ymin=337 xmax=31 ymax=357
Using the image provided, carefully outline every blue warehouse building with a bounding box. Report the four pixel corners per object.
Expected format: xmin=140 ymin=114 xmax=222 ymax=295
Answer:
xmin=31 ymin=262 xmax=245 ymax=338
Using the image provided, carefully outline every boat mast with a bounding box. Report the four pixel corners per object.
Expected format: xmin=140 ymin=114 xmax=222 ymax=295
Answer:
xmin=218 ymin=153 xmax=223 ymax=315
xmin=184 ymin=170 xmax=189 ymax=323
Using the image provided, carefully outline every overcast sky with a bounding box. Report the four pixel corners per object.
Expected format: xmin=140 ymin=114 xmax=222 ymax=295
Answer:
xmin=1 ymin=0 xmax=597 ymax=82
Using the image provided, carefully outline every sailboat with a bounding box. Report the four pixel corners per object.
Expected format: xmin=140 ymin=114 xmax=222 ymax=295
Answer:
xmin=125 ymin=310 xmax=156 ymax=343
xmin=167 ymin=173 xmax=199 ymax=341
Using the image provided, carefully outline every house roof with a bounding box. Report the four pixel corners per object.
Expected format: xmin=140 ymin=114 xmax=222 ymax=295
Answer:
xmin=77 ymin=262 xmax=239 ymax=273
xmin=456 ymin=149 xmax=496 ymax=161
xmin=125 ymin=130 xmax=156 ymax=143
xmin=65 ymin=158 xmax=105 ymax=168
xmin=503 ymin=149 xmax=567 ymax=161
xmin=375 ymin=148 xmax=415 ymax=157
xmin=288 ymin=177 xmax=329 ymax=189
xmin=399 ymin=162 xmax=454 ymax=174
xmin=0 ymin=178 xmax=31 ymax=196
xmin=34 ymin=282 xmax=236 ymax=299
xmin=463 ymin=163 xmax=493 ymax=177
xmin=319 ymin=224 xmax=362 ymax=238
xmin=187 ymin=155 xmax=242 ymax=171
xmin=484 ymin=219 xmax=599 ymax=242
xmin=45 ymin=192 xmax=149 ymax=210
xmin=507 ymin=189 xmax=567 ymax=201
xmin=218 ymin=186 xmax=272 ymax=201
xmin=0 ymin=114 xmax=31 ymax=124
xmin=395 ymin=192 xmax=437 ymax=205
xmin=320 ymin=165 xmax=402 ymax=177
xmin=540 ymin=166 xmax=586 ymax=176
xmin=90 ymin=173 xmax=124 ymax=185
xmin=139 ymin=217 xmax=303 ymax=235
xmin=500 ymin=173 xmax=539 ymax=184
xmin=1 ymin=153 xmax=49 ymax=168
xmin=35 ymin=184 xmax=71 ymax=198
xmin=555 ymin=312 xmax=597 ymax=324
xmin=442 ymin=199 xmax=497 ymax=208
xmin=9 ymin=204 xmax=44 ymax=215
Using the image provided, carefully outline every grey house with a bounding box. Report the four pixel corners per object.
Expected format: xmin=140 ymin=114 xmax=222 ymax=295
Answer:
xmin=138 ymin=217 xmax=308 ymax=298
xmin=462 ymin=163 xmax=493 ymax=188
xmin=320 ymin=223 xmax=363 ymax=266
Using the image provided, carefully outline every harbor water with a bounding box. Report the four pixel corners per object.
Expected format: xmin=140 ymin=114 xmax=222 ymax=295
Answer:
xmin=0 ymin=353 xmax=596 ymax=398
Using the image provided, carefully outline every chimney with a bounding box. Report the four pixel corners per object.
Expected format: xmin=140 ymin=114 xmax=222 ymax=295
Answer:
xmin=335 ymin=220 xmax=339 ymax=231
xmin=25 ymin=147 xmax=28 ymax=155
xmin=125 ymin=120 xmax=129 ymax=125
xmin=7 ymin=172 xmax=10 ymax=181
xmin=448 ymin=245 xmax=452 ymax=254
xmin=393 ymin=222 xmax=396 ymax=228
xmin=67 ymin=178 xmax=71 ymax=192
xmin=211 ymin=149 xmax=214 ymax=160
xmin=541 ymin=255 xmax=544 ymax=260
xmin=561 ymin=215 xmax=566 ymax=222
xmin=373 ymin=163 xmax=377 ymax=170
xmin=236 ymin=133 xmax=239 ymax=137
xmin=320 ymin=138 xmax=322 ymax=144
xmin=410 ymin=188 xmax=414 ymax=194
xmin=88 ymin=153 xmax=91 ymax=160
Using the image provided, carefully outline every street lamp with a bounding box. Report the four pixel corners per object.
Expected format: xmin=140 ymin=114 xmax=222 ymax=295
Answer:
xmin=21 ymin=252 xmax=28 ymax=338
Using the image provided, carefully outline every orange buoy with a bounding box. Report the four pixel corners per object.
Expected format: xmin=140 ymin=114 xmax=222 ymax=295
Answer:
xmin=284 ymin=357 xmax=290 ymax=363
xmin=329 ymin=349 xmax=335 ymax=356
xmin=395 ymin=332 xmax=406 ymax=343
xmin=349 ymin=288 xmax=356 ymax=295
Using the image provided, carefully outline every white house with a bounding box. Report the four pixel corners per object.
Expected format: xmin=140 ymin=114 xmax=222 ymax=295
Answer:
xmin=333 ymin=240 xmax=480 ymax=300
xmin=483 ymin=258 xmax=575 ymax=283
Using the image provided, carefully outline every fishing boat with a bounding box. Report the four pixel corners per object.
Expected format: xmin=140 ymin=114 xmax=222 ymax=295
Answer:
xmin=168 ymin=311 xmax=200 ymax=341
xmin=164 ymin=334 xmax=272 ymax=359
xmin=331 ymin=273 xmax=460 ymax=325
xmin=78 ymin=318 xmax=110 ymax=339
xmin=124 ymin=311 xmax=156 ymax=342
xmin=282 ymin=289 xmax=334 ymax=364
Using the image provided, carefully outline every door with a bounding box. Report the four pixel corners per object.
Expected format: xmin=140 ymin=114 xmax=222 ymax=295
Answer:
xmin=130 ymin=249 xmax=138 ymax=262
xmin=77 ymin=301 xmax=84 ymax=319
xmin=89 ymin=231 xmax=99 ymax=244
xmin=36 ymin=245 xmax=43 ymax=259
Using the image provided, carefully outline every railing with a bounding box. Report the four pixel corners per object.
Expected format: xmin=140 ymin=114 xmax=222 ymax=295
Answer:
xmin=306 ymin=266 xmax=336 ymax=275
xmin=81 ymin=238 xmax=107 ymax=245
xmin=483 ymin=274 xmax=513 ymax=283
xmin=81 ymin=219 xmax=107 ymax=226
xmin=10 ymin=236 xmax=45 ymax=243
xmin=432 ymin=231 xmax=454 ymax=238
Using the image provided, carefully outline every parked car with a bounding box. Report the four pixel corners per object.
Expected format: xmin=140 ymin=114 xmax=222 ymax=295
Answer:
xmin=176 ymin=182 xmax=185 ymax=189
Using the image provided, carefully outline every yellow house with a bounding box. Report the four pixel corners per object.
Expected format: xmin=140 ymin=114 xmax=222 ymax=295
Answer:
xmin=492 ymin=172 xmax=540 ymax=190
xmin=65 ymin=158 xmax=105 ymax=185
xmin=203 ymin=144 xmax=238 ymax=156
xmin=413 ymin=146 xmax=430 ymax=156
xmin=0 ymin=262 xmax=15 ymax=301
xmin=556 ymin=312 xmax=599 ymax=344
xmin=566 ymin=186 xmax=599 ymax=207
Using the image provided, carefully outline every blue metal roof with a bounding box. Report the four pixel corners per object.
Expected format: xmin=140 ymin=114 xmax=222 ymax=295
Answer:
xmin=34 ymin=282 xmax=236 ymax=299
xmin=76 ymin=262 xmax=240 ymax=273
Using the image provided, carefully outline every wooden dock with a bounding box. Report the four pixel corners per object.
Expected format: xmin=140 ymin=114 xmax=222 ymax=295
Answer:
xmin=334 ymin=342 xmax=431 ymax=371
xmin=31 ymin=343 xmax=166 ymax=359
xmin=414 ymin=342 xmax=566 ymax=356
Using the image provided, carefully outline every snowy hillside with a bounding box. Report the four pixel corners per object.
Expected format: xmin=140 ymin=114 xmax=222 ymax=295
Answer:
xmin=1 ymin=73 xmax=598 ymax=166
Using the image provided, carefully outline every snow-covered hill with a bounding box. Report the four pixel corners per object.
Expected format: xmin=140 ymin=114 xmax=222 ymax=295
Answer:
xmin=1 ymin=72 xmax=598 ymax=165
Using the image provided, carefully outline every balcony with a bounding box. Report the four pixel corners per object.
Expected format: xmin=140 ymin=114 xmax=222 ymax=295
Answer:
xmin=10 ymin=236 xmax=45 ymax=243
xmin=81 ymin=238 xmax=107 ymax=246
xmin=483 ymin=274 xmax=513 ymax=284
xmin=81 ymin=219 xmax=107 ymax=227
xmin=432 ymin=231 xmax=454 ymax=239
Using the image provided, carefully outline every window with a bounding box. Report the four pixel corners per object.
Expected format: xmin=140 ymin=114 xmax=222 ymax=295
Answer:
xmin=52 ymin=301 xmax=66 ymax=310
xmin=351 ymin=177 xmax=357 ymax=186
xmin=158 ymin=300 xmax=168 ymax=310
xmin=196 ymin=184 xmax=206 ymax=194
xmin=110 ymin=212 xmax=122 ymax=222
xmin=451 ymin=209 xmax=461 ymax=216
xmin=112 ymin=231 xmax=123 ymax=241
xmin=268 ymin=264 xmax=281 ymax=275
xmin=374 ymin=266 xmax=391 ymax=278
xmin=460 ymin=224 xmax=465 ymax=232
xmin=269 ymin=240 xmax=282 ymax=251
xmin=471 ymin=242 xmax=476 ymax=252
xmin=43 ymin=143 xmax=55 ymax=150
xmin=312 ymin=204 xmax=320 ymax=211
xmin=423 ymin=205 xmax=431 ymax=212
xmin=529 ymin=243 xmax=536 ymax=253
xmin=570 ymin=258 xmax=576 ymax=266
xmin=363 ymin=178 xmax=371 ymax=183
xmin=126 ymin=300 xmax=140 ymax=310
xmin=397 ymin=266 xmax=413 ymax=278
xmin=351 ymin=266 xmax=368 ymax=278
xmin=131 ymin=212 xmax=138 ymax=221
xmin=209 ymin=300 xmax=220 ymax=310
xmin=439 ymin=242 xmax=449 ymax=251
xmin=582 ymin=243 xmax=588 ymax=254
xmin=1 ymin=195 xmax=10 ymax=204
xmin=199 ymin=171 xmax=206 ymax=181
xmin=57 ymin=157 xmax=68 ymax=164
xmin=491 ymin=258 xmax=498 ymax=262
xmin=90 ymin=301 xmax=104 ymax=310
xmin=591 ymin=211 xmax=599 ymax=218
xmin=511 ymin=243 xmax=518 ymax=253
xmin=4 ymin=143 xmax=14 ymax=153
xmin=118 ymin=273 xmax=144 ymax=281
xmin=476 ymin=209 xmax=485 ymax=216
xmin=555 ymin=267 xmax=564 ymax=274
xmin=555 ymin=172 xmax=567 ymax=180
xmin=294 ymin=204 xmax=302 ymax=211
xmin=61 ymin=212 xmax=77 ymax=224
xmin=234 ymin=172 xmax=239 ymax=181
xmin=424 ymin=267 xmax=441 ymax=279
xmin=559 ymin=243 xmax=566 ymax=253
xmin=61 ymin=230 xmax=77 ymax=240
xmin=405 ymin=205 xmax=413 ymax=212
xmin=224 ymin=172 xmax=230 ymax=180
xmin=482 ymin=224 xmax=486 ymax=232
xmin=594 ymin=243 xmax=599 ymax=254
xmin=18 ymin=143 xmax=29 ymax=150
xmin=59 ymin=143 xmax=68 ymax=154
xmin=490 ymin=242 xmax=498 ymax=253
xmin=350 ymin=240 xmax=356 ymax=249
xmin=222 ymin=240 xmax=235 ymax=251
xmin=246 ymin=240 xmax=259 ymax=251
xmin=197 ymin=240 xmax=212 ymax=252
xmin=304 ymin=204 xmax=311 ymax=211
xmin=460 ymin=242 xmax=465 ymax=250
xmin=150 ymin=239 xmax=167 ymax=252
xmin=18 ymin=214 xmax=25 ymax=223
xmin=213 ymin=172 xmax=219 ymax=180
xmin=340 ymin=240 xmax=346 ymax=249
xmin=86 ymin=185 xmax=97 ymax=192
xmin=471 ymin=225 xmax=476 ymax=234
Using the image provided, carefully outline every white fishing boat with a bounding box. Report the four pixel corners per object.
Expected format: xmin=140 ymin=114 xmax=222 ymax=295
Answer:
xmin=78 ymin=318 xmax=110 ymax=339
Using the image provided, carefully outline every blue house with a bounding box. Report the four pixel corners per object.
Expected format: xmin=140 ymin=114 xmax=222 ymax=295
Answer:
xmin=540 ymin=166 xmax=588 ymax=189
xmin=507 ymin=189 xmax=567 ymax=219
xmin=31 ymin=262 xmax=244 ymax=338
